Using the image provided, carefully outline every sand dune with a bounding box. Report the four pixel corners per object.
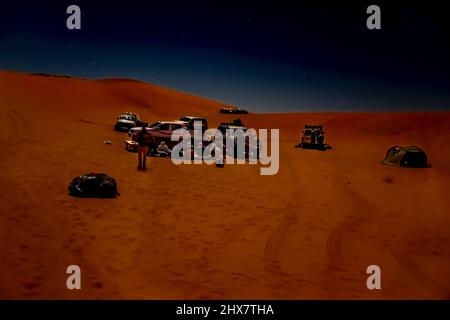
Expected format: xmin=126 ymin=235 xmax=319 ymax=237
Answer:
xmin=0 ymin=71 xmax=449 ymax=299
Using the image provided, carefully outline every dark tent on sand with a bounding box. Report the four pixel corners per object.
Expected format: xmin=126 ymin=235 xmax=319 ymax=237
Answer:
xmin=381 ymin=145 xmax=431 ymax=168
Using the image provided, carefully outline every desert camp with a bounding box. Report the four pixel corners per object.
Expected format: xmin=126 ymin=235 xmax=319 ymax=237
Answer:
xmin=1 ymin=0 xmax=450 ymax=305
xmin=1 ymin=71 xmax=449 ymax=300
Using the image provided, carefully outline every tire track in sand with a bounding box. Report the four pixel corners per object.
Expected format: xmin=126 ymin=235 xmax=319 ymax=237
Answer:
xmin=286 ymin=146 xmax=450 ymax=298
xmin=213 ymin=144 xmax=320 ymax=294
xmin=326 ymin=168 xmax=450 ymax=298
xmin=260 ymin=147 xmax=321 ymax=288
xmin=0 ymin=109 xmax=123 ymax=298
xmin=263 ymin=210 xmax=298 ymax=276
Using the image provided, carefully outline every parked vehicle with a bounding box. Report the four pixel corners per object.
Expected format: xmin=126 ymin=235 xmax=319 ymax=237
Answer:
xmin=124 ymin=125 xmax=153 ymax=152
xmin=114 ymin=112 xmax=143 ymax=132
xmin=179 ymin=116 xmax=208 ymax=131
xmin=128 ymin=121 xmax=189 ymax=149
xmin=217 ymin=120 xmax=246 ymax=134
xmin=296 ymin=125 xmax=329 ymax=150
xmin=146 ymin=121 xmax=189 ymax=140
xmin=215 ymin=121 xmax=261 ymax=160
xmin=219 ymin=106 xmax=248 ymax=114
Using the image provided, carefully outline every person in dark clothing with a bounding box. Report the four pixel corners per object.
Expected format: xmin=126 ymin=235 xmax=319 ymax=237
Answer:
xmin=137 ymin=125 xmax=149 ymax=170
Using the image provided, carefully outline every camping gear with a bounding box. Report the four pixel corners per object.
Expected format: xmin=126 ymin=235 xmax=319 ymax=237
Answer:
xmin=124 ymin=140 xmax=138 ymax=152
xmin=381 ymin=145 xmax=431 ymax=168
xmin=68 ymin=173 xmax=119 ymax=198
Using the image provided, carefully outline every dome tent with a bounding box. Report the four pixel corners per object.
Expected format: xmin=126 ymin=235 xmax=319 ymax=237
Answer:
xmin=381 ymin=145 xmax=431 ymax=168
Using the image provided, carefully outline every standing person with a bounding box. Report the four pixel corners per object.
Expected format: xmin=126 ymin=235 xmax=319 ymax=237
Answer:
xmin=137 ymin=124 xmax=149 ymax=170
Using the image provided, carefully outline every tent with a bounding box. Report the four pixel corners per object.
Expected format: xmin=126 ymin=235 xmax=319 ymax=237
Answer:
xmin=381 ymin=145 xmax=431 ymax=168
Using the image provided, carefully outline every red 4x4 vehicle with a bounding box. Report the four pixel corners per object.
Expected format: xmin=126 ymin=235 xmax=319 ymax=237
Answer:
xmin=125 ymin=121 xmax=189 ymax=152
xmin=146 ymin=121 xmax=189 ymax=144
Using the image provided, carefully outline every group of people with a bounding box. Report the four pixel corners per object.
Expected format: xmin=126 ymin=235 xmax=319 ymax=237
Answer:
xmin=135 ymin=125 xmax=172 ymax=171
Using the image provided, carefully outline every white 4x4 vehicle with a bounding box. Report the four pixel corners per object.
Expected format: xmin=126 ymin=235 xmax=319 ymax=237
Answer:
xmin=114 ymin=112 xmax=142 ymax=132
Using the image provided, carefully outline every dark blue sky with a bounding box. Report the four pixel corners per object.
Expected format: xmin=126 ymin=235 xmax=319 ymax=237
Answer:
xmin=1 ymin=1 xmax=449 ymax=112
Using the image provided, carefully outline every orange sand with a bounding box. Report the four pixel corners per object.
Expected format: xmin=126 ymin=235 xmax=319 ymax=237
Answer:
xmin=0 ymin=71 xmax=449 ymax=299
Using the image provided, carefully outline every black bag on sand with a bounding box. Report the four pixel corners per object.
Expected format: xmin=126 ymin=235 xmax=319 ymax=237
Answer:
xmin=68 ymin=173 xmax=119 ymax=198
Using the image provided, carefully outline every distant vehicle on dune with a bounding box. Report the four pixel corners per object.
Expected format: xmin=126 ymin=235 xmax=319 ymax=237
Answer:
xmin=114 ymin=112 xmax=143 ymax=132
xmin=219 ymin=106 xmax=248 ymax=114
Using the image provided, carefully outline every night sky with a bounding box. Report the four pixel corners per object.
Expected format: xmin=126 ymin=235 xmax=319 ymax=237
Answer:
xmin=1 ymin=1 xmax=449 ymax=112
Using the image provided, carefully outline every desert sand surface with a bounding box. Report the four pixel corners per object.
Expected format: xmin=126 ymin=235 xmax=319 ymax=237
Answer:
xmin=0 ymin=70 xmax=449 ymax=299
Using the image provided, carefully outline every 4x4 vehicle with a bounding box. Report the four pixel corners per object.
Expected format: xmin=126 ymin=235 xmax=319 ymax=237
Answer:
xmin=114 ymin=112 xmax=143 ymax=132
xmin=146 ymin=121 xmax=189 ymax=140
xmin=297 ymin=125 xmax=327 ymax=149
xmin=219 ymin=106 xmax=248 ymax=114
xmin=179 ymin=116 xmax=208 ymax=131
xmin=127 ymin=121 xmax=189 ymax=149
xmin=217 ymin=120 xmax=246 ymax=134
xmin=216 ymin=121 xmax=261 ymax=159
